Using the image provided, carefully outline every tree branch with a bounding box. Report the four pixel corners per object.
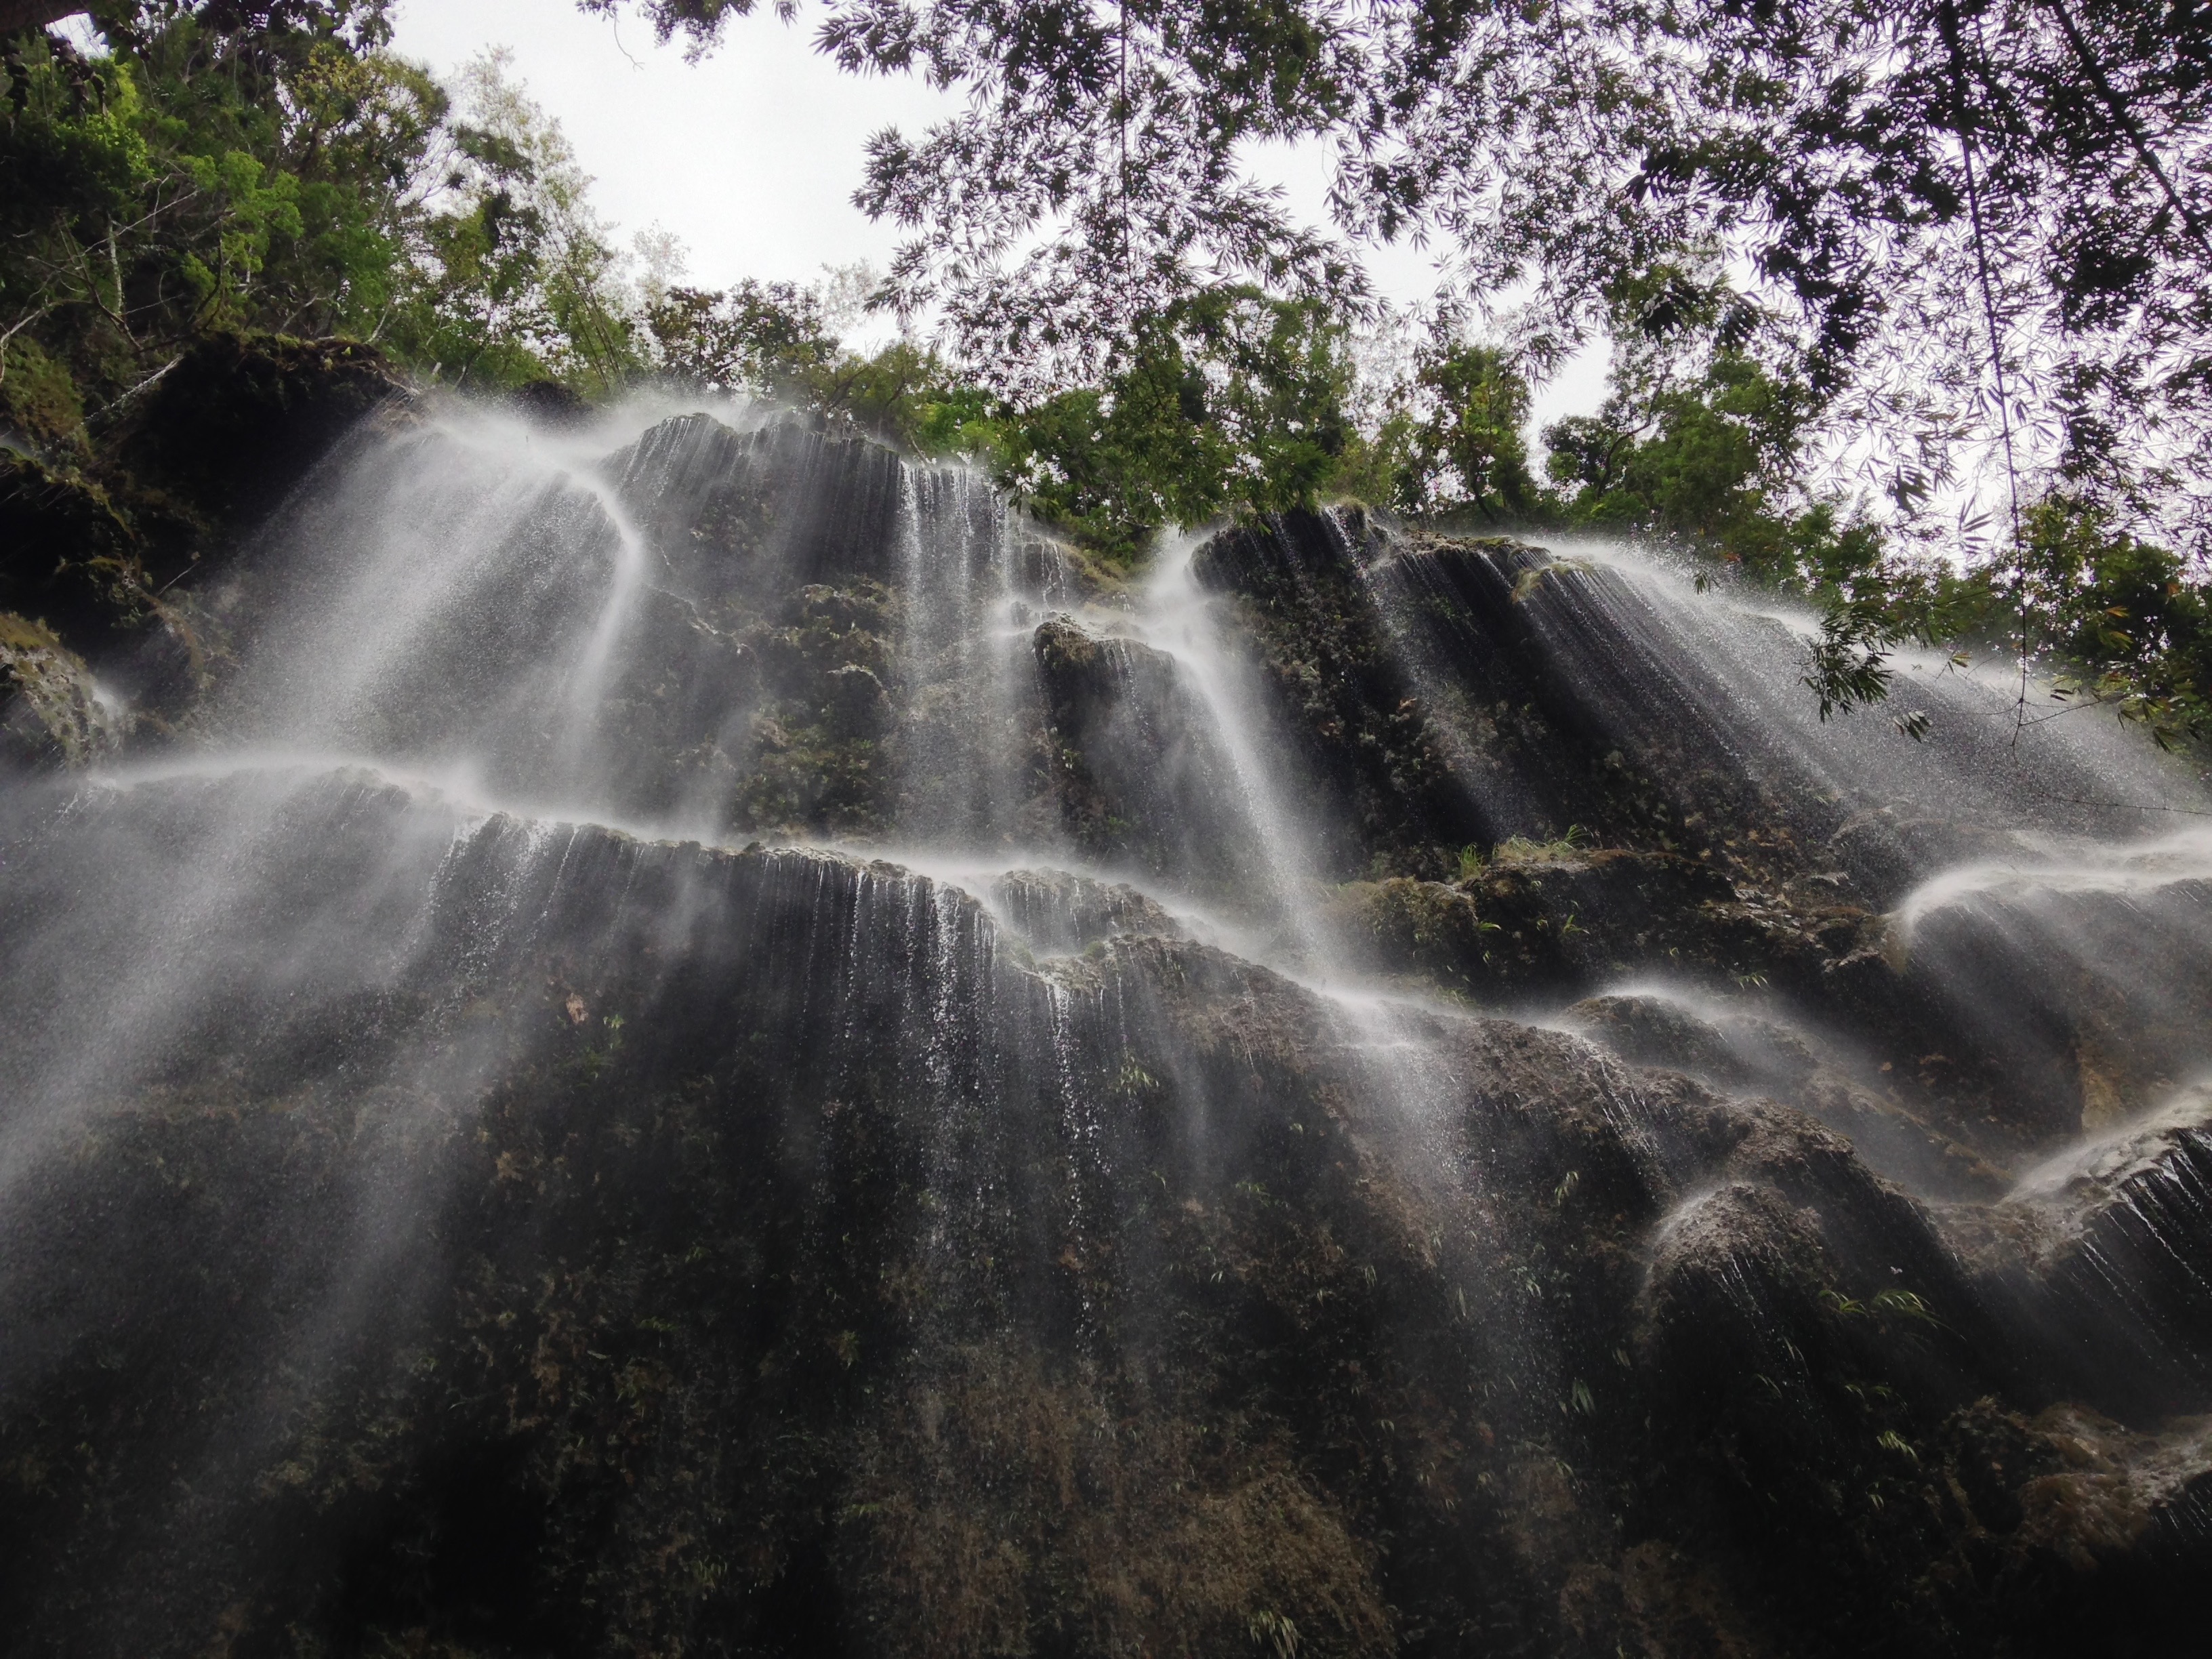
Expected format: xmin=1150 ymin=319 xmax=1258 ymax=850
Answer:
xmin=2041 ymin=0 xmax=2212 ymax=262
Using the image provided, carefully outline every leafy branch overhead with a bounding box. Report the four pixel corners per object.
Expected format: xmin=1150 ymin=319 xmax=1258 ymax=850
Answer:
xmin=609 ymin=0 xmax=2212 ymax=733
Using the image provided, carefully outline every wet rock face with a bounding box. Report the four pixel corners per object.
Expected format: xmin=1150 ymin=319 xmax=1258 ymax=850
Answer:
xmin=4 ymin=403 xmax=2211 ymax=1657
xmin=0 ymin=611 xmax=129 ymax=768
xmin=115 ymin=332 xmax=401 ymax=533
xmin=613 ymin=409 xmax=906 ymax=594
xmin=1569 ymin=993 xmax=1818 ymax=1088
xmin=0 ymin=452 xmax=146 ymax=654
xmin=1891 ymin=863 xmax=2212 ymax=1148
xmin=1 ymin=333 xmax=405 ymax=764
xmin=13 ymin=767 xmax=2182 ymax=1659
xmin=1193 ymin=510 xmax=1482 ymax=880
xmin=1214 ymin=510 xmax=2212 ymax=1162
xmin=586 ymin=414 xmax=914 ymax=833
xmin=1953 ymin=1088 xmax=2212 ymax=1417
xmin=985 ymin=866 xmax=1189 ymax=954
xmin=1559 ymin=993 xmax=2013 ymax=1198
xmin=1322 ymin=849 xmax=1750 ymax=998
xmin=0 ymin=773 xmax=1591 ymax=1657
xmin=1032 ymin=613 xmax=1261 ymax=890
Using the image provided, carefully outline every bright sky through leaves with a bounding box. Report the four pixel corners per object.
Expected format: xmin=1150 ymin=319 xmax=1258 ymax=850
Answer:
xmin=384 ymin=0 xmax=1607 ymax=422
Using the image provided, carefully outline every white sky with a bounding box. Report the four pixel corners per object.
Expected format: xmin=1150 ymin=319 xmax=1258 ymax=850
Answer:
xmin=384 ymin=1 xmax=1610 ymax=427
xmin=388 ymin=0 xmax=954 ymax=296
xmin=387 ymin=2 xmax=1458 ymax=305
xmin=54 ymin=1 xmax=1607 ymax=424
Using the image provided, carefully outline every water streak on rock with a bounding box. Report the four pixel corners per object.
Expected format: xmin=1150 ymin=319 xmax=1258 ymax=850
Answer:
xmin=3 ymin=402 xmax=2211 ymax=1656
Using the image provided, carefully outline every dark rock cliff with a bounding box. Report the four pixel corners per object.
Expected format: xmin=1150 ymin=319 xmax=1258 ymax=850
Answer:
xmin=1 ymin=391 xmax=2208 ymax=1658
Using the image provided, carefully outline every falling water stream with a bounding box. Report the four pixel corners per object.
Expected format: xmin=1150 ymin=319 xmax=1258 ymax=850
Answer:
xmin=4 ymin=397 xmax=2211 ymax=1654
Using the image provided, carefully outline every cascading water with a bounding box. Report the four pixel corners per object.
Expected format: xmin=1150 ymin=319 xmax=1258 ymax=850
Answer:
xmin=3 ymin=396 xmax=2211 ymax=1657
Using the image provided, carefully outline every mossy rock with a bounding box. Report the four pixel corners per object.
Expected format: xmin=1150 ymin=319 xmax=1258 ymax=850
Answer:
xmin=0 ymin=609 xmax=129 ymax=767
xmin=111 ymin=330 xmax=402 ymax=537
xmin=0 ymin=451 xmax=146 ymax=648
xmin=5 ymin=333 xmax=398 ymax=645
xmin=0 ymin=336 xmax=88 ymax=457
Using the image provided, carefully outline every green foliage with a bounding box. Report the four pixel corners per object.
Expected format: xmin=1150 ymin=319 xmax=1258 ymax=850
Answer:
xmin=1776 ymin=494 xmax=2212 ymax=744
xmin=647 ymin=277 xmax=838 ymax=392
xmin=0 ymin=10 xmax=642 ymax=458
xmin=994 ymin=291 xmax=1352 ymax=558
xmin=1488 ymin=827 xmax=1586 ymax=867
xmin=5 ymin=1 xmax=2203 ymax=752
xmin=645 ymin=273 xmax=996 ymax=456
xmin=390 ymin=47 xmax=640 ymax=394
xmin=1 ymin=10 xmax=445 ymax=434
xmin=1536 ymin=263 xmax=1845 ymax=570
xmin=648 ymin=279 xmax=1357 ymax=561
xmin=1387 ymin=341 xmax=1538 ymax=520
xmin=0 ymin=335 xmax=87 ymax=451
xmin=1547 ymin=355 xmax=1795 ymax=544
xmin=2001 ymin=498 xmax=2212 ymax=743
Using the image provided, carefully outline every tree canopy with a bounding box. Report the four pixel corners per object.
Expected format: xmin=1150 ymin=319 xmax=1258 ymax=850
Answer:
xmin=604 ymin=0 xmax=2212 ymax=740
xmin=5 ymin=0 xmax=2211 ymax=741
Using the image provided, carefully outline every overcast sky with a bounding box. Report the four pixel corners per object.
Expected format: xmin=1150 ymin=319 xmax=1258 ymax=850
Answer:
xmin=383 ymin=2 xmax=1480 ymax=308
xmin=387 ymin=0 xmax=962 ymax=297
xmin=228 ymin=1 xmax=1603 ymax=419
xmin=49 ymin=1 xmax=1606 ymax=417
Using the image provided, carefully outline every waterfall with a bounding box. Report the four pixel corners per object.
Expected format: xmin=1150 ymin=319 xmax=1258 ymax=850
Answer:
xmin=4 ymin=400 xmax=2211 ymax=1656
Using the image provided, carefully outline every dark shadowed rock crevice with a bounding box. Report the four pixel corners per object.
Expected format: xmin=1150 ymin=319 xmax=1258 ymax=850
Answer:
xmin=1 ymin=331 xmax=407 ymax=768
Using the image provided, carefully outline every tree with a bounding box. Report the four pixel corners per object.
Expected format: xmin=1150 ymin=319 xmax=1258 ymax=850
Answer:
xmin=994 ymin=287 xmax=1355 ymax=555
xmin=645 ymin=273 xmax=1357 ymax=558
xmin=1 ymin=3 xmax=642 ymax=453
xmin=1390 ymin=340 xmax=1539 ymax=520
xmin=619 ymin=0 xmax=2212 ymax=735
xmin=600 ymin=0 xmax=2212 ymax=553
xmin=394 ymin=47 xmax=640 ymax=394
xmin=3 ymin=3 xmax=446 ymax=438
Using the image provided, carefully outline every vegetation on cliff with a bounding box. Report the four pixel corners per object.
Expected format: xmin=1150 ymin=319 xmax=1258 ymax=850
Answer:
xmin=609 ymin=0 xmax=2212 ymax=741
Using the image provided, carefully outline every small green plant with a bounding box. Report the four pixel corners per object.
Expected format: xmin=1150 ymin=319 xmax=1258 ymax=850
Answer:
xmin=1875 ymin=1429 xmax=1920 ymax=1465
xmin=1249 ymin=1610 xmax=1300 ymax=1658
xmin=1871 ymin=1288 xmax=1940 ymax=1328
xmin=1114 ymin=1058 xmax=1158 ymax=1097
xmin=1490 ymin=825 xmax=1587 ymax=865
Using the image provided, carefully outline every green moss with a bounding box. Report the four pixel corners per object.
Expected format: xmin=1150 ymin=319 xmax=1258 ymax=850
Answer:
xmin=0 ymin=336 xmax=87 ymax=455
xmin=0 ymin=451 xmax=148 ymax=646
xmin=0 ymin=609 xmax=129 ymax=764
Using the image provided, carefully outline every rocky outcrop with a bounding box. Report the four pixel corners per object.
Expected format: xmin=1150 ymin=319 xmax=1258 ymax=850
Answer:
xmin=1947 ymin=1087 xmax=2212 ymax=1417
xmin=110 ymin=331 xmax=402 ymax=537
xmin=0 ymin=610 xmax=129 ymax=767
xmin=985 ymin=865 xmax=1189 ymax=954
xmin=1193 ymin=510 xmax=1484 ymax=880
xmin=0 ymin=331 xmax=405 ymax=764
xmin=0 ymin=765 xmax=2165 ymax=1657
xmin=3 ymin=404 xmax=2207 ymax=1657
xmin=1032 ymin=613 xmax=1263 ymax=892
